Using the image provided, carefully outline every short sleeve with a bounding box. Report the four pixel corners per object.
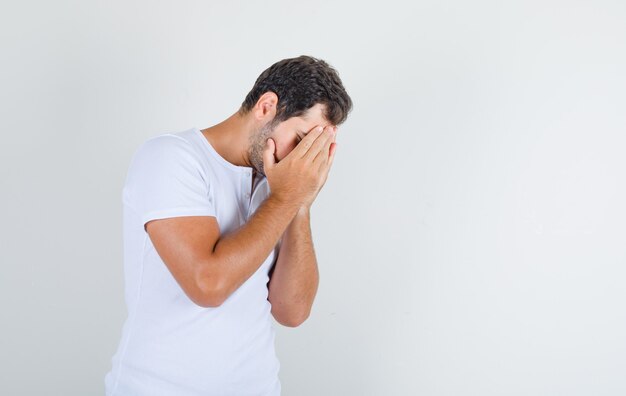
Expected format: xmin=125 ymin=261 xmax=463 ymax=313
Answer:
xmin=123 ymin=135 xmax=216 ymax=230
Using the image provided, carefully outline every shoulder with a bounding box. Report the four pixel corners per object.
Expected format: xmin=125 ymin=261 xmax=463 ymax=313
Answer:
xmin=138 ymin=133 xmax=195 ymax=156
xmin=124 ymin=133 xmax=209 ymax=190
xmin=130 ymin=133 xmax=203 ymax=168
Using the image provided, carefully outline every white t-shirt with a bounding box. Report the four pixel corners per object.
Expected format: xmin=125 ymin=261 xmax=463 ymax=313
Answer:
xmin=104 ymin=127 xmax=282 ymax=396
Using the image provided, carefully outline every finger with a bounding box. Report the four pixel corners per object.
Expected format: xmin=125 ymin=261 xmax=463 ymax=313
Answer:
xmin=304 ymin=125 xmax=335 ymax=161
xmin=262 ymin=138 xmax=277 ymax=171
xmin=322 ymin=142 xmax=337 ymax=173
xmin=328 ymin=142 xmax=337 ymax=168
xmin=290 ymin=125 xmax=325 ymax=159
xmin=312 ymin=127 xmax=335 ymax=166
xmin=316 ymin=141 xmax=337 ymax=188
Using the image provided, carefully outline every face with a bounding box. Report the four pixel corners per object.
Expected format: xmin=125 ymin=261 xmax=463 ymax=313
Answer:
xmin=248 ymin=103 xmax=336 ymax=177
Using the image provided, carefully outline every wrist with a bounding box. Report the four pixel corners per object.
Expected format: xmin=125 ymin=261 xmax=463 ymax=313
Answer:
xmin=268 ymin=193 xmax=298 ymax=210
xmin=297 ymin=205 xmax=311 ymax=217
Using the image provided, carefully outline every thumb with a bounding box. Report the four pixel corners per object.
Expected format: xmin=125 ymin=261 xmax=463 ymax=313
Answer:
xmin=262 ymin=138 xmax=276 ymax=170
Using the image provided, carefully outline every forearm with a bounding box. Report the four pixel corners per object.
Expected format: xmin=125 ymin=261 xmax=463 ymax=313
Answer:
xmin=209 ymin=195 xmax=300 ymax=302
xmin=268 ymin=207 xmax=319 ymax=325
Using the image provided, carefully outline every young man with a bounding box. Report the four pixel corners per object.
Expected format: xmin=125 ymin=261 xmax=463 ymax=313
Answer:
xmin=104 ymin=55 xmax=353 ymax=396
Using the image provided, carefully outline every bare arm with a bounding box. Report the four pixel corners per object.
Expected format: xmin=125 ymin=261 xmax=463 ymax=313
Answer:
xmin=146 ymin=124 xmax=336 ymax=308
xmin=268 ymin=206 xmax=319 ymax=327
xmin=146 ymin=195 xmax=299 ymax=308
xmin=208 ymin=195 xmax=300 ymax=302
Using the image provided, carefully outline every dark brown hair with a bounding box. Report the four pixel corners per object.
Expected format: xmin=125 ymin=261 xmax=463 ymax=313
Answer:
xmin=239 ymin=55 xmax=353 ymax=126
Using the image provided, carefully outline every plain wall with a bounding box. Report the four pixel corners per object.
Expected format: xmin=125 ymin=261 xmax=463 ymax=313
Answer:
xmin=1 ymin=1 xmax=625 ymax=395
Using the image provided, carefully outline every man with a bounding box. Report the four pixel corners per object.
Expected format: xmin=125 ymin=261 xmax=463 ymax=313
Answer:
xmin=104 ymin=55 xmax=353 ymax=396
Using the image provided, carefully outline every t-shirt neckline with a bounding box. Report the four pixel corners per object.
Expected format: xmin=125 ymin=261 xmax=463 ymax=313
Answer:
xmin=194 ymin=127 xmax=254 ymax=174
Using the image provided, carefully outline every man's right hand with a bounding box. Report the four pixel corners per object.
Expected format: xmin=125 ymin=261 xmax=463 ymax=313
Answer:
xmin=262 ymin=124 xmax=337 ymax=210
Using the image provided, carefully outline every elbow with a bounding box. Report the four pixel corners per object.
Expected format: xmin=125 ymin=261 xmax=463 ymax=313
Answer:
xmin=282 ymin=314 xmax=309 ymax=328
xmin=192 ymin=270 xmax=226 ymax=308
xmin=273 ymin=308 xmax=310 ymax=328
xmin=280 ymin=318 xmax=305 ymax=328
xmin=189 ymin=287 xmax=224 ymax=308
xmin=193 ymin=294 xmax=224 ymax=308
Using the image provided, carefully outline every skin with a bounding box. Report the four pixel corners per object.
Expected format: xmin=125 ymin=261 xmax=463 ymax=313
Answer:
xmin=145 ymin=91 xmax=338 ymax=327
xmin=201 ymin=94 xmax=335 ymax=187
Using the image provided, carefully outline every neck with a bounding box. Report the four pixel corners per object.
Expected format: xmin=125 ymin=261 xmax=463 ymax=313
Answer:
xmin=200 ymin=111 xmax=256 ymax=169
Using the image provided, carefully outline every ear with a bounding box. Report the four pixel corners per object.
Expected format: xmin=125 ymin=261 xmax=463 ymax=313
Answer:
xmin=252 ymin=91 xmax=278 ymax=121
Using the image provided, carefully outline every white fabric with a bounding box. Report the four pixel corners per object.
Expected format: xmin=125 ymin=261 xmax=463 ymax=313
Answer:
xmin=104 ymin=127 xmax=281 ymax=396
